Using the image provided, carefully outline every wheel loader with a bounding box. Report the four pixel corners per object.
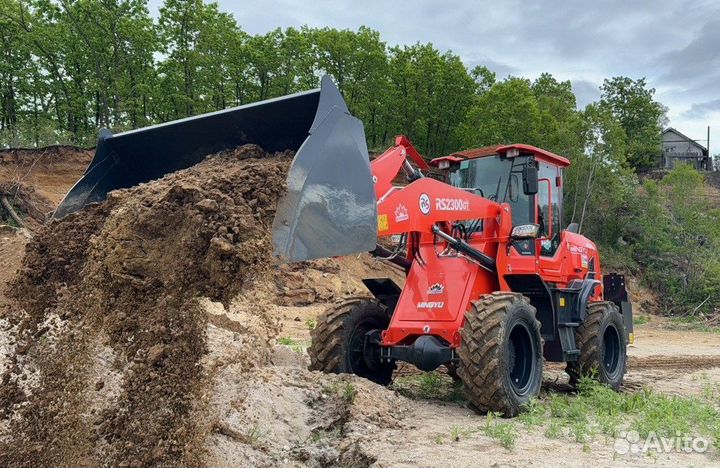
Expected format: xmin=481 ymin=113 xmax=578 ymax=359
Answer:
xmin=57 ymin=75 xmax=633 ymax=417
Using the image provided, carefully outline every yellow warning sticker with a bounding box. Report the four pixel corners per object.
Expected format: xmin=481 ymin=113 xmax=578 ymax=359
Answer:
xmin=559 ymin=297 xmax=566 ymax=307
xmin=377 ymin=214 xmax=389 ymax=232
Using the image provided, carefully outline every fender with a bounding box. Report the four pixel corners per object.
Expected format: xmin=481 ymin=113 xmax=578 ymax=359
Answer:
xmin=362 ymin=278 xmax=402 ymax=313
xmin=573 ymin=278 xmax=601 ymax=321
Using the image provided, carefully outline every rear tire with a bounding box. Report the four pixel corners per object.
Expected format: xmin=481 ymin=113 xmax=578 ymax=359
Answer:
xmin=308 ymin=297 xmax=395 ymax=385
xmin=458 ymin=292 xmax=543 ymax=417
xmin=566 ymin=301 xmax=627 ymax=390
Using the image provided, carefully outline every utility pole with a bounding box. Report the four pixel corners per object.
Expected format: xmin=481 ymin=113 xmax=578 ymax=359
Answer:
xmin=708 ymin=125 xmax=712 ymax=171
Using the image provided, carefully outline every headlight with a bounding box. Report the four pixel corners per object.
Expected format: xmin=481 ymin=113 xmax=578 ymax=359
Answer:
xmin=510 ymin=224 xmax=540 ymax=239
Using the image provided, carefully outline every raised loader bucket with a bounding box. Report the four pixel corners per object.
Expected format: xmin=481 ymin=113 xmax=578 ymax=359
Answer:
xmin=55 ymin=76 xmax=377 ymax=262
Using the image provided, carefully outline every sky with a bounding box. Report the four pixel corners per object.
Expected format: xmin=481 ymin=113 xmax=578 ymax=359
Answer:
xmin=149 ymin=0 xmax=720 ymax=155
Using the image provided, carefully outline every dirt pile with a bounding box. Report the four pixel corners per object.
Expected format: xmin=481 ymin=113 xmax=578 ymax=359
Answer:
xmin=0 ymin=145 xmax=293 ymax=466
xmin=0 ymin=143 xmax=407 ymax=468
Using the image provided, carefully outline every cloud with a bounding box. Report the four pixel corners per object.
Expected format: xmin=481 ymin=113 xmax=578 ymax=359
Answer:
xmin=571 ymin=80 xmax=601 ymax=109
xmin=682 ymin=99 xmax=720 ymax=119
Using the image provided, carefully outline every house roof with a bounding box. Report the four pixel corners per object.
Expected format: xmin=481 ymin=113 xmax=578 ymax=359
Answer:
xmin=662 ymin=127 xmax=708 ymax=152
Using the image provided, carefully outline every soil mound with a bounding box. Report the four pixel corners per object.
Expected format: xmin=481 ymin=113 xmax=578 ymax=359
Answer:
xmin=0 ymin=143 xmax=408 ymax=468
xmin=0 ymin=145 xmax=292 ymax=467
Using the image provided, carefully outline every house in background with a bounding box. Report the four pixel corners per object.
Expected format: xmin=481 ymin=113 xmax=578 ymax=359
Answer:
xmin=661 ymin=127 xmax=710 ymax=170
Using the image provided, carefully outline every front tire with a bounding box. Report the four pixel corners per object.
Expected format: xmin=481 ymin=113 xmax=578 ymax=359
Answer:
xmin=566 ymin=301 xmax=627 ymax=390
xmin=308 ymin=297 xmax=395 ymax=385
xmin=458 ymin=292 xmax=543 ymax=417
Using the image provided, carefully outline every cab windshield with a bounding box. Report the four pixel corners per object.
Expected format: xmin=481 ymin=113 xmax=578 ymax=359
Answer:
xmin=448 ymin=156 xmax=531 ymax=226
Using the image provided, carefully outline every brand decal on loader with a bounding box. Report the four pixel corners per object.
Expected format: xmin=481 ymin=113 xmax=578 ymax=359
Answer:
xmin=427 ymin=283 xmax=444 ymax=295
xmin=417 ymin=301 xmax=444 ymax=309
xmin=419 ymin=193 xmax=431 ymax=215
xmin=395 ymin=204 xmax=409 ymax=222
xmin=435 ymin=197 xmax=470 ymax=211
xmin=569 ymin=245 xmax=588 ymax=254
xmin=377 ymin=214 xmax=389 ymax=232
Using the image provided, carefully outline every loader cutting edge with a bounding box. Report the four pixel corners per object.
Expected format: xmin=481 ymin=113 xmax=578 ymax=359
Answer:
xmin=55 ymin=75 xmax=378 ymax=262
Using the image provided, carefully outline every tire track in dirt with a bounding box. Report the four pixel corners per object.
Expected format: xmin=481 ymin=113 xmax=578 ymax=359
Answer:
xmin=628 ymin=354 xmax=720 ymax=371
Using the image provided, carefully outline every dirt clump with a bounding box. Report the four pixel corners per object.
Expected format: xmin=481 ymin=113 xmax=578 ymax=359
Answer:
xmin=0 ymin=145 xmax=292 ymax=467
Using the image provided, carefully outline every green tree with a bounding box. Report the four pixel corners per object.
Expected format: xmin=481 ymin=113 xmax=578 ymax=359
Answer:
xmin=460 ymin=76 xmax=541 ymax=148
xmin=599 ymin=77 xmax=667 ymax=171
xmin=531 ymin=73 xmax=582 ymax=156
xmin=633 ymin=165 xmax=720 ymax=313
xmin=387 ymin=43 xmax=475 ymax=156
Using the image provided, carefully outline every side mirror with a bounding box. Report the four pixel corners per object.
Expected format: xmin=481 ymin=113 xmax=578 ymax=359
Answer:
xmin=522 ymin=162 xmax=538 ymax=195
xmin=510 ymin=224 xmax=540 ymax=239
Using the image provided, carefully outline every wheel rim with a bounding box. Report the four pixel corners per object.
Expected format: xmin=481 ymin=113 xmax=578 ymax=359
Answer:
xmin=507 ymin=322 xmax=536 ymax=396
xmin=348 ymin=320 xmax=374 ymax=376
xmin=602 ymin=323 xmax=622 ymax=378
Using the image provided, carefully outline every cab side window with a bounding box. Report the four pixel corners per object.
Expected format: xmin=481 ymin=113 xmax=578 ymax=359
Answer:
xmin=538 ymin=163 xmax=561 ymax=257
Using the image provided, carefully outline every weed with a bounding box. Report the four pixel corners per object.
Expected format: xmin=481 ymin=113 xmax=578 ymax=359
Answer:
xmin=544 ymin=421 xmax=562 ymax=439
xmin=633 ymin=315 xmax=650 ymax=326
xmin=543 ymin=377 xmax=720 ymax=446
xmin=450 ymin=425 xmax=461 ymax=442
xmin=391 ymin=371 xmax=465 ymax=403
xmin=277 ymin=336 xmax=309 ymax=353
xmin=341 ymin=381 xmax=357 ymax=404
xmin=519 ymin=398 xmax=545 ymax=429
xmin=246 ymin=423 xmax=267 ymax=446
xmin=419 ymin=372 xmax=443 ymax=397
xmin=434 ymin=435 xmax=444 ymax=445
xmin=306 ymin=318 xmax=317 ymax=330
xmin=484 ymin=412 xmax=518 ymax=450
xmin=449 ymin=425 xmax=479 ymax=442
xmin=665 ymin=316 xmax=720 ymax=334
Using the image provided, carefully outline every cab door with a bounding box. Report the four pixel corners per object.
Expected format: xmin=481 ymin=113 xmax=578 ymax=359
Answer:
xmin=535 ymin=162 xmax=563 ymax=281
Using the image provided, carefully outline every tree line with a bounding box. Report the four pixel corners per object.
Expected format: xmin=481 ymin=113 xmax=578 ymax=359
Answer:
xmin=3 ymin=0 xmax=718 ymax=316
xmin=1 ymin=0 xmax=664 ymax=161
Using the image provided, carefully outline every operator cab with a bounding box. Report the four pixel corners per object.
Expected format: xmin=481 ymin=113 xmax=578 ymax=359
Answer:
xmin=431 ymin=144 xmax=570 ymax=257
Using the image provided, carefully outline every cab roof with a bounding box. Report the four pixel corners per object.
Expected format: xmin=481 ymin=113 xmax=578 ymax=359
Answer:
xmin=430 ymin=144 xmax=570 ymax=168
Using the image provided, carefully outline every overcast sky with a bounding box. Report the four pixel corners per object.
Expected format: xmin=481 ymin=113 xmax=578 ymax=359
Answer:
xmin=149 ymin=0 xmax=720 ymax=154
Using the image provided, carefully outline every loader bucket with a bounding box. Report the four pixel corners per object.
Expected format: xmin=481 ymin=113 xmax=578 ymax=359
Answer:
xmin=55 ymin=76 xmax=377 ymax=261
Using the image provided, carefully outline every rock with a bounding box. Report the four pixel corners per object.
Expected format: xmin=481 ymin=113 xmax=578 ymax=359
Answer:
xmin=196 ymin=198 xmax=219 ymax=212
xmin=146 ymin=344 xmax=167 ymax=366
xmin=210 ymin=236 xmax=235 ymax=255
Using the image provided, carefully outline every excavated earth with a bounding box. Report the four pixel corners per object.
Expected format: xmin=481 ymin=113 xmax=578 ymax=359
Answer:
xmin=0 ymin=145 xmax=407 ymax=467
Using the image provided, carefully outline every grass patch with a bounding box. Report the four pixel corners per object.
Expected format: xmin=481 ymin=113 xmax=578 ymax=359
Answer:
xmin=277 ymin=336 xmax=310 ymax=353
xmin=542 ymin=378 xmax=720 ymax=447
xmin=391 ymin=371 xmax=466 ymax=403
xmin=484 ymin=412 xmax=518 ymax=450
xmin=323 ymin=379 xmax=358 ymax=404
xmin=305 ymin=318 xmax=317 ymax=330
xmin=633 ymin=315 xmax=650 ymax=326
xmin=665 ymin=315 xmax=720 ymax=334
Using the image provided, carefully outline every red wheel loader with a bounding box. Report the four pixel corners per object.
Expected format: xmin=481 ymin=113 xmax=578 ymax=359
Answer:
xmin=58 ymin=76 xmax=633 ymax=417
